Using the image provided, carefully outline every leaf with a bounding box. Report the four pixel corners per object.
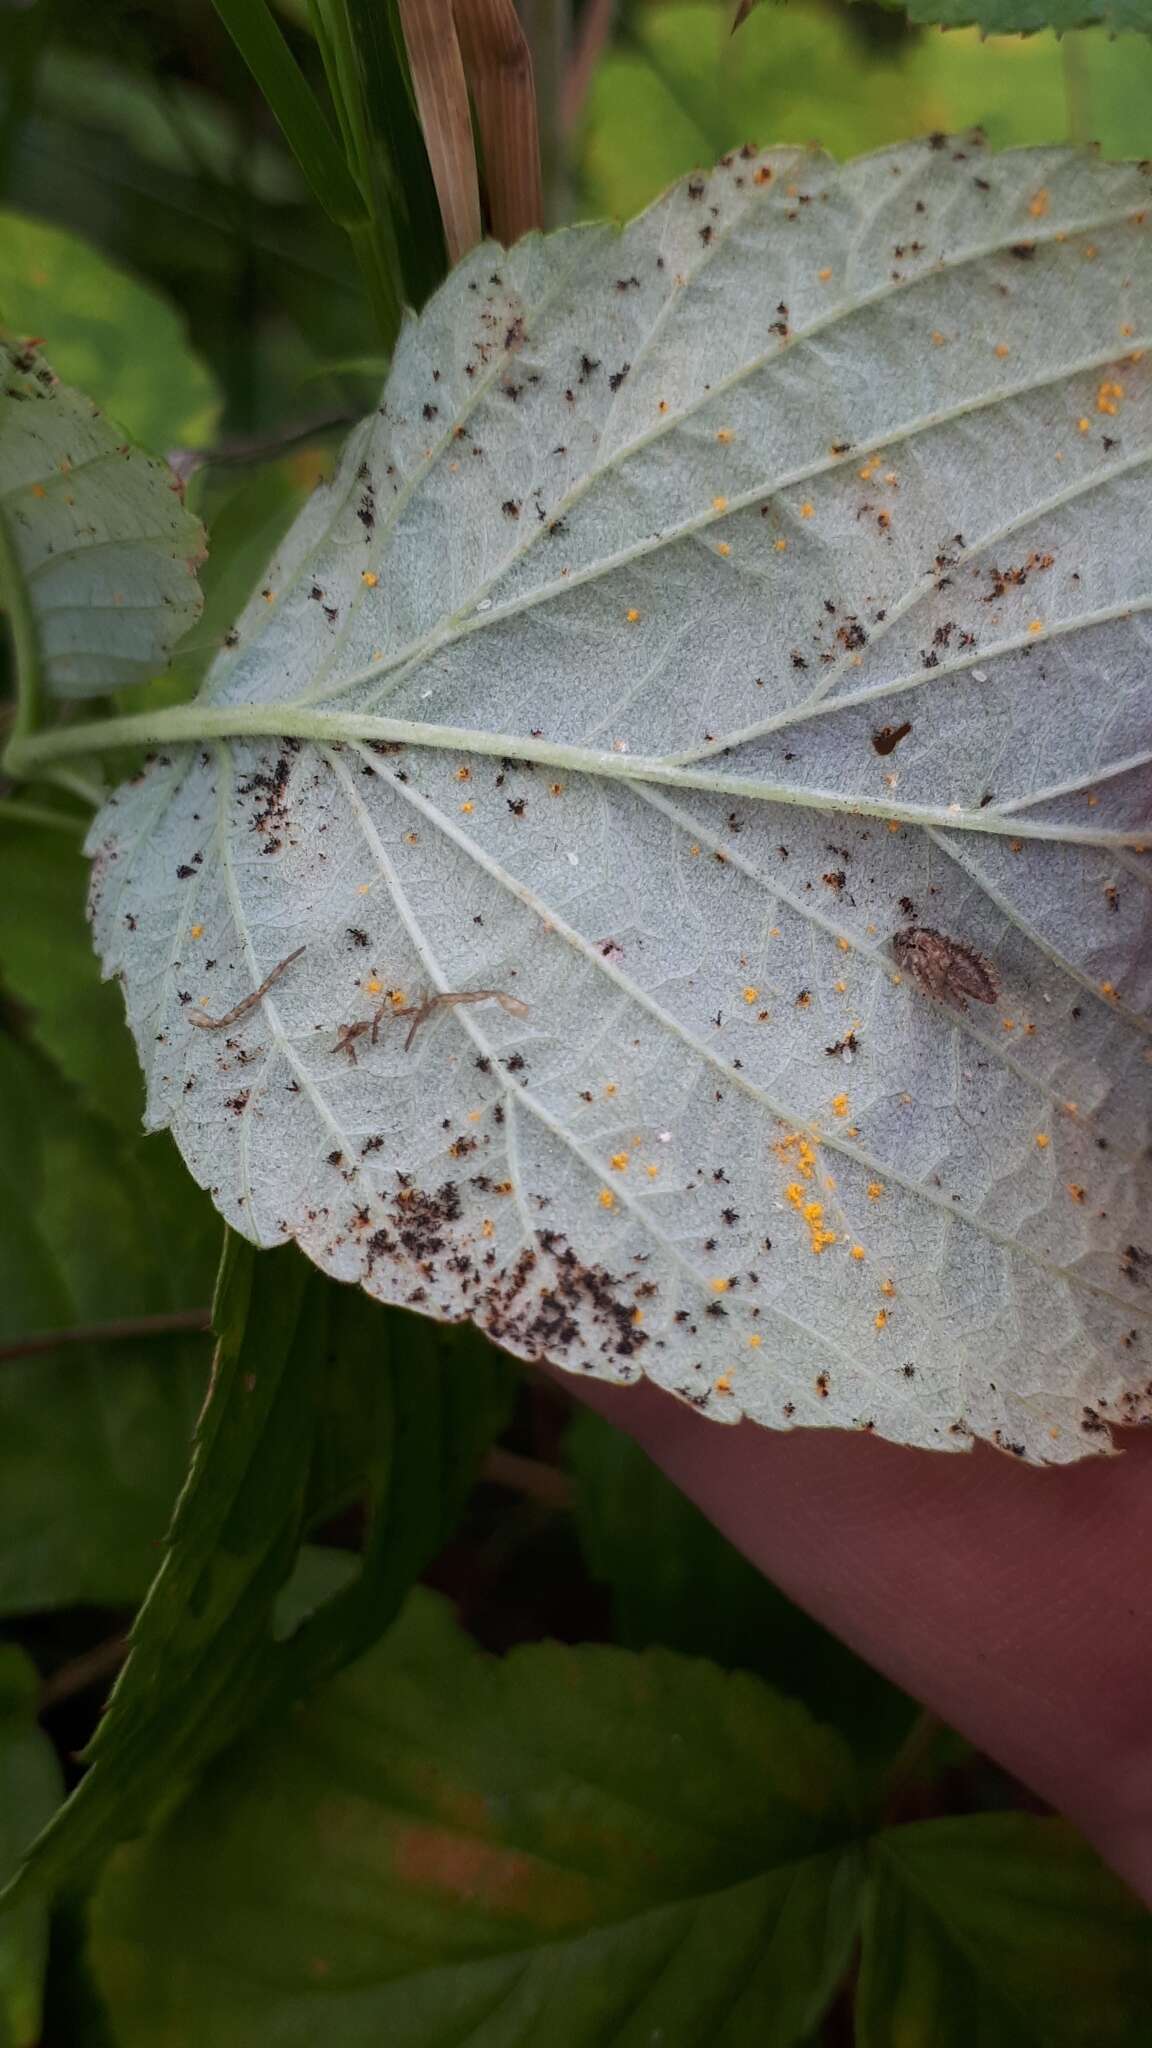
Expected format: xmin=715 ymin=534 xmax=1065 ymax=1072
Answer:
xmin=88 ymin=1589 xmax=865 ymax=2046
xmin=85 ymin=141 xmax=1152 ymax=1462
xmin=857 ymin=1815 xmax=1152 ymax=2044
xmin=581 ymin=8 xmax=1152 ymax=229
xmin=0 ymin=338 xmax=205 ymax=697
xmin=873 ymin=0 xmax=1152 ymax=36
xmin=160 ymin=456 xmax=324 ymax=704
xmin=566 ymin=1407 xmax=916 ymax=1756
xmin=0 ymin=1032 xmax=216 ymax=1614
xmin=2 ymin=1238 xmax=514 ymax=1903
xmin=582 ymin=1 xmax=919 ymax=217
xmin=0 ymin=211 xmax=220 ymax=452
xmin=0 ymin=1237 xmax=321 ymax=1901
xmin=0 ymin=1648 xmax=63 ymax=2048
xmin=0 ymin=822 xmax=218 ymax=1614
xmin=0 ymin=817 xmax=146 ymax=1120
xmin=208 ymin=0 xmax=370 ymax=229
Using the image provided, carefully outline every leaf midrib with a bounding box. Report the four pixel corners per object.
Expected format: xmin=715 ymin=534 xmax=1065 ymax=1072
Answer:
xmin=350 ymin=742 xmax=1152 ymax=1323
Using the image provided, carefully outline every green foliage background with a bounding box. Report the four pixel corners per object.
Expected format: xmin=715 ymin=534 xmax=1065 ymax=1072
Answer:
xmin=1 ymin=1 xmax=1150 ymax=2041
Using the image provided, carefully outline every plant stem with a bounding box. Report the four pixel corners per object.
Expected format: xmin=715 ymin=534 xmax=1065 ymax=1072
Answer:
xmin=40 ymin=1637 xmax=131 ymax=1715
xmin=347 ymin=219 xmax=404 ymax=348
xmin=883 ymin=1706 xmax=944 ymax=1824
xmin=481 ymin=1446 xmax=573 ymax=1508
xmin=1062 ymin=32 xmax=1093 ymax=149
xmin=0 ymin=799 xmax=84 ymax=836
xmin=0 ymin=1309 xmax=212 ymax=1366
xmin=313 ymin=0 xmax=407 ymax=348
xmin=0 ymin=503 xmax=42 ymax=747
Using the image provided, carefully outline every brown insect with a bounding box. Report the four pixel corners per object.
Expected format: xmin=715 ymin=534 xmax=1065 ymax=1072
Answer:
xmin=334 ymin=986 xmax=529 ymax=1061
xmin=891 ymin=927 xmax=998 ymax=1008
xmin=188 ymin=947 xmax=305 ymax=1030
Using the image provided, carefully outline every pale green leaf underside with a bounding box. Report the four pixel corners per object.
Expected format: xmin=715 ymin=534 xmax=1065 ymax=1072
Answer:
xmin=88 ymin=139 xmax=1152 ymax=1462
xmin=0 ymin=338 xmax=204 ymax=696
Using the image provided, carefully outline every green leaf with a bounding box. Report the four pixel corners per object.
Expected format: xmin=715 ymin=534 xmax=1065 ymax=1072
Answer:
xmin=88 ymin=1590 xmax=865 ymax=2046
xmin=283 ymin=1320 xmax=516 ymax=1694
xmin=0 ymin=1236 xmax=320 ymax=1900
xmin=0 ymin=1031 xmax=216 ymax=1615
xmin=0 ymin=819 xmax=218 ymax=1614
xmin=12 ymin=48 xmax=379 ymax=404
xmin=0 ymin=338 xmax=205 ymax=704
xmin=583 ymin=3 xmax=918 ymax=219
xmin=857 ymin=1815 xmax=1152 ymax=2044
xmin=161 ymin=458 xmax=323 ymax=704
xmin=0 ymin=211 xmax=220 ymax=453
xmin=738 ymin=0 xmax=1152 ymax=31
xmin=0 ymin=1648 xmax=63 ymax=2048
xmin=567 ymin=1408 xmax=915 ymax=1756
xmin=209 ymin=0 xmax=369 ymax=228
xmin=581 ymin=11 xmax=1152 ymax=224
xmin=2 ymin=1235 xmax=514 ymax=1904
xmin=81 ymin=141 xmax=1152 ymax=1463
xmin=341 ymin=0 xmax=446 ymax=308
xmin=878 ymin=0 xmax=1152 ymax=35
xmin=906 ymin=30 xmax=1152 ymax=162
xmin=0 ymin=820 xmax=144 ymax=1121
xmin=30 ymin=49 xmax=304 ymax=206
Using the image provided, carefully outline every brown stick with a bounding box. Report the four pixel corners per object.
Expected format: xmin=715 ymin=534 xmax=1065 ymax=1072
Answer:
xmin=560 ymin=0 xmax=615 ymax=135
xmin=397 ymin=0 xmax=483 ymax=263
xmin=481 ymin=1446 xmax=573 ymax=1509
xmin=40 ymin=1635 xmax=131 ymax=1712
xmin=454 ymin=0 xmax=543 ymax=243
xmin=188 ymin=947 xmax=305 ymax=1032
xmin=394 ymin=987 xmax=530 ymax=1049
xmin=1 ymin=1309 xmax=212 ymax=1365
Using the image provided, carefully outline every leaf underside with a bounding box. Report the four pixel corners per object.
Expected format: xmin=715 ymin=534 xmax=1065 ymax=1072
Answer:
xmin=0 ymin=337 xmax=205 ymax=696
xmin=87 ymin=137 xmax=1152 ymax=1463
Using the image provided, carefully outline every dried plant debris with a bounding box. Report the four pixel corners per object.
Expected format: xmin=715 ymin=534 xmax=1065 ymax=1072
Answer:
xmin=84 ymin=139 xmax=1152 ymax=1463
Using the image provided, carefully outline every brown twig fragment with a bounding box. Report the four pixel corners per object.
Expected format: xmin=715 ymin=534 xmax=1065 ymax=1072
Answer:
xmin=40 ymin=1634 xmax=131 ymax=1712
xmin=1 ymin=1308 xmax=212 ymax=1365
xmin=395 ymin=987 xmax=530 ymax=1049
xmin=454 ymin=0 xmax=543 ymax=244
xmin=397 ymin=0 xmax=483 ymax=262
xmin=188 ymin=947 xmax=306 ymax=1031
xmin=333 ymin=986 xmax=529 ymax=1059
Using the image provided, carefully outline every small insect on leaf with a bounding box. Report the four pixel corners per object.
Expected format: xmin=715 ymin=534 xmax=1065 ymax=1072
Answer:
xmin=891 ymin=927 xmax=998 ymax=1009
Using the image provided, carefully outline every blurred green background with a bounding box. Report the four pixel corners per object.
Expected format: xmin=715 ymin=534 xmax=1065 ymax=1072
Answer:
xmin=4 ymin=0 xmax=1151 ymax=459
xmin=4 ymin=10 xmax=1152 ymax=2037
xmin=4 ymin=0 xmax=1149 ymax=692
